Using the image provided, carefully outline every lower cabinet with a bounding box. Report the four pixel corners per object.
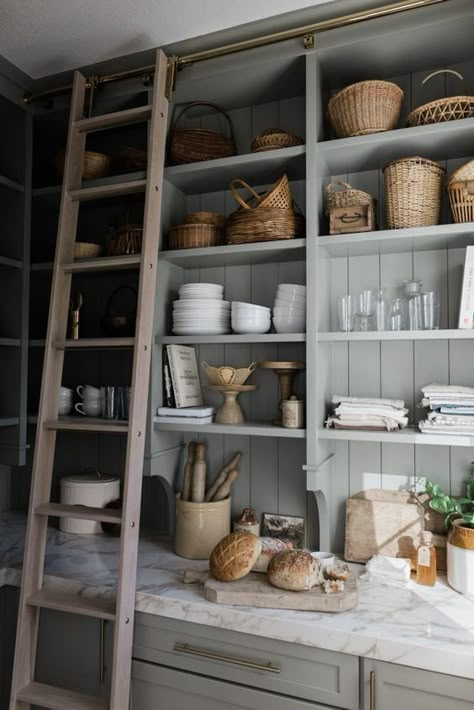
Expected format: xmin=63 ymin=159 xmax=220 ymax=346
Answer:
xmin=362 ymin=659 xmax=474 ymax=710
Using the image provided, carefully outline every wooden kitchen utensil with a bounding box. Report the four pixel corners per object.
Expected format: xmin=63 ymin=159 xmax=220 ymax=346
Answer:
xmin=191 ymin=442 xmax=207 ymax=503
xmin=181 ymin=441 xmax=196 ymax=502
xmin=203 ymin=384 xmax=256 ymax=424
xmin=205 ymin=572 xmax=357 ymax=612
xmin=205 ymin=452 xmax=242 ymax=501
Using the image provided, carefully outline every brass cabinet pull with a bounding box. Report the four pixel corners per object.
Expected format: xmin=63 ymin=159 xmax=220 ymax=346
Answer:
xmin=369 ymin=670 xmax=376 ymax=710
xmin=173 ymin=642 xmax=281 ymax=674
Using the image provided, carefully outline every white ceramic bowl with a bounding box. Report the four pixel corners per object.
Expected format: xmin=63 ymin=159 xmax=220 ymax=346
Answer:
xmin=273 ymin=317 xmax=306 ymax=334
xmin=277 ymin=284 xmax=306 ymax=297
xmin=273 ymin=305 xmax=306 ymax=316
xmin=179 ymin=282 xmax=223 ymax=291
xmin=232 ymin=301 xmax=271 ymax=313
xmin=232 ymin=319 xmax=271 ymax=334
xmin=274 ymin=291 xmax=306 ymax=306
xmin=174 ymin=299 xmax=229 ymax=307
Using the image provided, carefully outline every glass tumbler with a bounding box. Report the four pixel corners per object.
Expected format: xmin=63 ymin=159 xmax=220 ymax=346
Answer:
xmin=375 ymin=290 xmax=389 ymax=331
xmin=407 ymin=294 xmax=423 ymax=330
xmin=389 ymin=297 xmax=405 ymax=331
xmin=420 ymin=291 xmax=440 ymax=330
xmin=337 ymin=294 xmax=355 ymax=332
xmin=354 ymin=289 xmax=376 ymax=331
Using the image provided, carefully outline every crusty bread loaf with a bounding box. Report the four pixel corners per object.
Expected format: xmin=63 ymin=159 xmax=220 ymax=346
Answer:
xmin=267 ymin=549 xmax=323 ymax=591
xmin=252 ymin=537 xmax=288 ymax=573
xmin=209 ymin=532 xmax=262 ymax=582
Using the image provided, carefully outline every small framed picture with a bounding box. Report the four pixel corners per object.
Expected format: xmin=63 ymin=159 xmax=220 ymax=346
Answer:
xmin=261 ymin=513 xmax=305 ymax=549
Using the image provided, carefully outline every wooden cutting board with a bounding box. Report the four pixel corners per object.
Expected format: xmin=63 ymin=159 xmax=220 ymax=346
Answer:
xmin=204 ymin=572 xmax=357 ymax=612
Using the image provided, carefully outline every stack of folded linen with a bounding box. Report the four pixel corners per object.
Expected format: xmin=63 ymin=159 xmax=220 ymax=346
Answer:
xmin=419 ymin=384 xmax=474 ymax=436
xmin=326 ymin=395 xmax=408 ymax=431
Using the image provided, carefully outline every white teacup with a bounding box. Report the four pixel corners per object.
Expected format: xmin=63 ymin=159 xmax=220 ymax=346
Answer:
xmin=76 ymin=384 xmax=101 ymax=401
xmin=75 ymin=400 xmax=102 ymax=417
xmin=58 ymin=399 xmax=72 ymax=416
xmin=59 ymin=386 xmax=73 ymax=398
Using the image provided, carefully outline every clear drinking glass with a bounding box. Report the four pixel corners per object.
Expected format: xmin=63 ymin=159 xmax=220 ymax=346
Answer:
xmin=375 ymin=290 xmax=389 ymax=331
xmin=420 ymin=291 xmax=440 ymax=330
xmin=407 ymin=293 xmax=423 ymax=330
xmin=358 ymin=289 xmax=377 ymax=317
xmin=337 ymin=294 xmax=355 ymax=332
xmin=389 ymin=297 xmax=405 ymax=331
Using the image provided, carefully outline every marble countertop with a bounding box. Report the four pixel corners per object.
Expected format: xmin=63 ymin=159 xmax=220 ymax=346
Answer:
xmin=1 ymin=512 xmax=474 ymax=679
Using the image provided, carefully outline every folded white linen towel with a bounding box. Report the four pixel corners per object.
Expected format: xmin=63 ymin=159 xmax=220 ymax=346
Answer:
xmin=327 ymin=416 xmax=404 ymax=431
xmin=419 ymin=422 xmax=474 ymax=435
xmin=332 ymin=395 xmax=405 ymax=409
xmin=335 ymin=405 xmax=408 ymax=419
xmin=427 ymin=412 xmax=474 ymax=424
xmin=359 ymin=555 xmax=412 ymax=588
xmin=337 ymin=413 xmax=408 ymax=427
xmin=422 ymin=398 xmax=474 ymax=408
xmin=422 ymin=383 xmax=474 ymax=395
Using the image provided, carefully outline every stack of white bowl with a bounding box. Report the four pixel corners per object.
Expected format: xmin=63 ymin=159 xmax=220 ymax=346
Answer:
xmin=172 ymin=283 xmax=230 ymax=335
xmin=231 ymin=301 xmax=271 ymax=334
xmin=273 ymin=284 xmax=306 ymax=333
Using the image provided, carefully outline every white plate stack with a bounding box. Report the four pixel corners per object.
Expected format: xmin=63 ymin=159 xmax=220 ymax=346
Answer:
xmin=273 ymin=284 xmax=306 ymax=333
xmin=231 ymin=301 xmax=271 ymax=333
xmin=172 ymin=283 xmax=230 ymax=335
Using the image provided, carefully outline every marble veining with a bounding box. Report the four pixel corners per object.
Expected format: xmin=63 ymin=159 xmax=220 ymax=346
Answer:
xmin=1 ymin=512 xmax=474 ymax=679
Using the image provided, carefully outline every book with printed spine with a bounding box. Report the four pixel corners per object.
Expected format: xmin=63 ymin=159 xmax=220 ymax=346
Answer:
xmin=165 ymin=344 xmax=203 ymax=408
xmin=458 ymin=245 xmax=474 ymax=329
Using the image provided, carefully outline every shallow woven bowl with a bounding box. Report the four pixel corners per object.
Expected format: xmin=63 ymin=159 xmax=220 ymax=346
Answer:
xmin=202 ymin=361 xmax=256 ymax=386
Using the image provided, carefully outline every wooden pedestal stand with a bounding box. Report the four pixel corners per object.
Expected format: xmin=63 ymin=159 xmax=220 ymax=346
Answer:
xmin=203 ymin=384 xmax=256 ymax=424
xmin=258 ymin=360 xmax=305 ymax=425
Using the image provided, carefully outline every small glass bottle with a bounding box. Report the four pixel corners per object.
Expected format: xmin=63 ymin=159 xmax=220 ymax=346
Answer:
xmin=416 ymin=531 xmax=437 ymax=586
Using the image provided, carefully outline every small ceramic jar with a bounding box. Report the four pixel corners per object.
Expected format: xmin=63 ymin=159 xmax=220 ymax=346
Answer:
xmin=282 ymin=396 xmax=304 ymax=428
xmin=233 ymin=507 xmax=260 ymax=536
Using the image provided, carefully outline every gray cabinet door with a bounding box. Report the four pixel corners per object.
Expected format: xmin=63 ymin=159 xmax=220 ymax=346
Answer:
xmin=132 ymin=660 xmax=338 ymax=710
xmin=362 ymin=659 xmax=474 ymax=710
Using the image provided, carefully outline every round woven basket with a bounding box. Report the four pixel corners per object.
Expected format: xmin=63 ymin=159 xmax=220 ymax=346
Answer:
xmin=168 ymin=224 xmax=222 ymax=250
xmin=183 ymin=211 xmax=226 ymax=228
xmin=383 ymin=156 xmax=445 ymax=229
xmin=202 ymin=361 xmax=256 ymax=386
xmin=230 ymin=174 xmax=292 ymax=211
xmin=169 ymin=101 xmax=236 ymax=165
xmin=448 ymin=181 xmax=474 ymax=223
xmin=56 ymin=149 xmax=111 ymax=180
xmin=407 ymin=71 xmax=474 ymax=127
xmin=328 ymin=80 xmax=403 ymax=138
xmin=226 ymin=205 xmax=305 ymax=244
xmin=107 ymin=224 xmax=143 ymax=256
xmin=251 ymin=128 xmax=304 ymax=152
xmin=74 ymin=242 xmax=102 ymax=259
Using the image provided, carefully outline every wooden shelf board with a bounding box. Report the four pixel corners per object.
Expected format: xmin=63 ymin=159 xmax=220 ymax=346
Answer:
xmin=164 ymin=145 xmax=306 ymax=194
xmin=160 ymin=238 xmax=306 ymax=269
xmin=154 ymin=418 xmax=306 ymax=438
xmin=27 ymin=588 xmax=116 ymax=620
xmin=0 ymin=256 xmax=23 ymax=269
xmin=318 ymin=223 xmax=474 ymax=257
xmin=156 ymin=333 xmax=306 ymax=344
xmin=318 ymin=329 xmax=474 ymax=342
xmin=69 ymin=178 xmax=146 ymax=202
xmin=75 ymin=104 xmax=152 ymax=133
xmin=0 ymin=338 xmax=21 ymax=347
xmin=0 ymin=174 xmax=24 ymax=193
xmin=56 ymin=337 xmax=135 ymax=349
xmin=0 ymin=417 xmax=19 ymax=427
xmin=318 ymin=118 xmax=474 ymax=174
xmin=17 ymin=682 xmax=107 ymax=710
xmin=36 ymin=502 xmax=122 ymax=524
xmin=45 ymin=417 xmax=128 ymax=433
xmin=63 ymin=254 xmax=142 ymax=273
xmin=319 ymin=426 xmax=474 ymax=447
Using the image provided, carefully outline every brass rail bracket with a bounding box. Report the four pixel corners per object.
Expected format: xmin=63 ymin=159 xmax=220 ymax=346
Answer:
xmin=303 ymin=33 xmax=315 ymax=50
xmin=165 ymin=56 xmax=178 ymax=100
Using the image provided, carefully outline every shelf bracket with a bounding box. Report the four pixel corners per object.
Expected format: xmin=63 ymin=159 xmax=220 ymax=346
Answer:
xmin=303 ymin=33 xmax=315 ymax=50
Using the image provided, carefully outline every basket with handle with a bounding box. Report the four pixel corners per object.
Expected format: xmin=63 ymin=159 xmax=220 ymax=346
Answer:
xmin=383 ymin=156 xmax=445 ymax=229
xmin=326 ymin=181 xmax=374 ymax=209
xmin=251 ymin=128 xmax=304 ymax=152
xmin=202 ymin=361 xmax=256 ymax=386
xmin=230 ymin=174 xmax=292 ymax=211
xmin=327 ymin=80 xmax=403 ymax=138
xmin=326 ymin=181 xmax=376 ymax=235
xmin=169 ymin=101 xmax=236 ymax=164
xmin=407 ymin=70 xmax=474 ymax=127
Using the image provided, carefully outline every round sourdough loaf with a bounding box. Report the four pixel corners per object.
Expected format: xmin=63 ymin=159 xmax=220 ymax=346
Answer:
xmin=210 ymin=531 xmax=262 ymax=582
xmin=267 ymin=549 xmax=323 ymax=591
xmin=252 ymin=537 xmax=289 ymax=573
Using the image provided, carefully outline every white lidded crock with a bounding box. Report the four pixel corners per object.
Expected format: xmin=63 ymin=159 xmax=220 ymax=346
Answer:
xmin=60 ymin=473 xmax=120 ymax=534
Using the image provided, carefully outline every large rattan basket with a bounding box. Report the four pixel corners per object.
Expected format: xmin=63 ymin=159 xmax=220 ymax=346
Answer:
xmin=328 ymin=80 xmax=403 ymax=138
xmin=407 ymin=70 xmax=474 ymax=127
xmin=169 ymin=101 xmax=236 ymax=164
xmin=383 ymin=156 xmax=445 ymax=229
xmin=226 ymin=205 xmax=305 ymax=244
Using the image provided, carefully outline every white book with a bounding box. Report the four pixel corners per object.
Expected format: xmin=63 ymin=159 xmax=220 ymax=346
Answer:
xmin=155 ymin=415 xmax=213 ymax=425
xmin=166 ymin=345 xmax=203 ymax=408
xmin=458 ymin=245 xmax=474 ymax=329
xmin=157 ymin=406 xmax=214 ymax=418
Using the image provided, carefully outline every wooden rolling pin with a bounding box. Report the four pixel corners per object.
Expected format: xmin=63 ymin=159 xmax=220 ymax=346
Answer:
xmin=212 ymin=469 xmax=239 ymax=501
xmin=205 ymin=452 xmax=242 ymax=501
xmin=191 ymin=442 xmax=207 ymax=503
xmin=181 ymin=441 xmax=196 ymax=502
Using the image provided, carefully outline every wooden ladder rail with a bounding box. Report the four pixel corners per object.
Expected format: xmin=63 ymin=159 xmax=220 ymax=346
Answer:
xmin=9 ymin=48 xmax=169 ymax=710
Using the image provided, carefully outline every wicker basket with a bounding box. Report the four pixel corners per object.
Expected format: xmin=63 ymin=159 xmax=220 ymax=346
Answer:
xmin=328 ymin=80 xmax=403 ymax=138
xmin=448 ymin=159 xmax=474 ymax=185
xmin=74 ymin=242 xmax=102 ymax=259
xmin=183 ymin=211 xmax=226 ymax=228
xmin=168 ymin=224 xmax=222 ymax=250
xmin=202 ymin=361 xmax=256 ymax=386
xmin=56 ymin=149 xmax=111 ymax=180
xmin=169 ymin=101 xmax=236 ymax=164
xmin=119 ymin=146 xmax=147 ymax=172
xmin=230 ymin=174 xmax=292 ymax=211
xmin=251 ymin=128 xmax=304 ymax=152
xmin=384 ymin=156 xmax=445 ymax=229
xmin=448 ymin=181 xmax=474 ymax=223
xmin=326 ymin=181 xmax=374 ymax=209
xmin=407 ymin=70 xmax=474 ymax=127
xmin=326 ymin=181 xmax=376 ymax=235
xmin=226 ymin=205 xmax=305 ymax=244
xmin=107 ymin=224 xmax=143 ymax=256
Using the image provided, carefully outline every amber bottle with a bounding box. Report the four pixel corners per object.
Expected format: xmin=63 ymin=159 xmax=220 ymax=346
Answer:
xmin=416 ymin=531 xmax=437 ymax=586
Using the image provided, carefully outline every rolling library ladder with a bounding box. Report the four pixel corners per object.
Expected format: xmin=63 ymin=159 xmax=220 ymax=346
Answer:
xmin=9 ymin=49 xmax=169 ymax=709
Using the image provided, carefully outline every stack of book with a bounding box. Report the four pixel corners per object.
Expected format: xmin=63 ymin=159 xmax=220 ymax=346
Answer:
xmin=159 ymin=344 xmax=214 ymax=425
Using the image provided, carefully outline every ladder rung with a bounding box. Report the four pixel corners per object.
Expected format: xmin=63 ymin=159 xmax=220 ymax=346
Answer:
xmin=56 ymin=337 xmax=135 ymax=349
xmin=36 ymin=502 xmax=122 ymax=524
xmin=18 ymin=681 xmax=107 ymax=710
xmin=63 ymin=254 xmax=142 ymax=273
xmin=45 ymin=417 xmax=128 ymax=433
xmin=27 ymin=588 xmax=116 ymax=620
xmin=75 ymin=104 xmax=152 ymax=133
xmin=69 ymin=178 xmax=146 ymax=202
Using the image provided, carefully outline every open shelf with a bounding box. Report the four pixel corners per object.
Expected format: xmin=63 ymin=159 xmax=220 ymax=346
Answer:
xmin=69 ymin=178 xmax=146 ymax=202
xmin=0 ymin=174 xmax=24 ymax=193
xmin=32 ymin=170 xmax=147 ymax=208
xmin=154 ymin=419 xmax=306 ymax=438
xmin=317 ymin=118 xmax=474 ymax=174
xmin=318 ymin=223 xmax=474 ymax=257
xmin=319 ymin=426 xmax=474 ymax=448
xmin=164 ymin=145 xmax=306 ymax=194
xmin=318 ymin=330 xmax=474 ymax=342
xmin=0 ymin=417 xmax=20 ymax=428
xmin=0 ymin=256 xmax=23 ymax=270
xmin=156 ymin=333 xmax=306 ymax=345
xmin=160 ymin=238 xmax=306 ymax=269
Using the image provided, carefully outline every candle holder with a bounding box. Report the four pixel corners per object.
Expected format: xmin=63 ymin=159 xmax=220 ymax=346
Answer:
xmin=258 ymin=360 xmax=305 ymax=425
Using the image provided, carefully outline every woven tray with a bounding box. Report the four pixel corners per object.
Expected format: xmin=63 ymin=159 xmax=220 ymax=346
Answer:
xmin=407 ymin=70 xmax=474 ymax=127
xmin=251 ymin=128 xmax=304 ymax=152
xmin=169 ymin=224 xmax=222 ymax=250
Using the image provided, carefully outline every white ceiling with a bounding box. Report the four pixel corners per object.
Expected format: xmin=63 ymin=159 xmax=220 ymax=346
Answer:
xmin=0 ymin=0 xmax=335 ymax=79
